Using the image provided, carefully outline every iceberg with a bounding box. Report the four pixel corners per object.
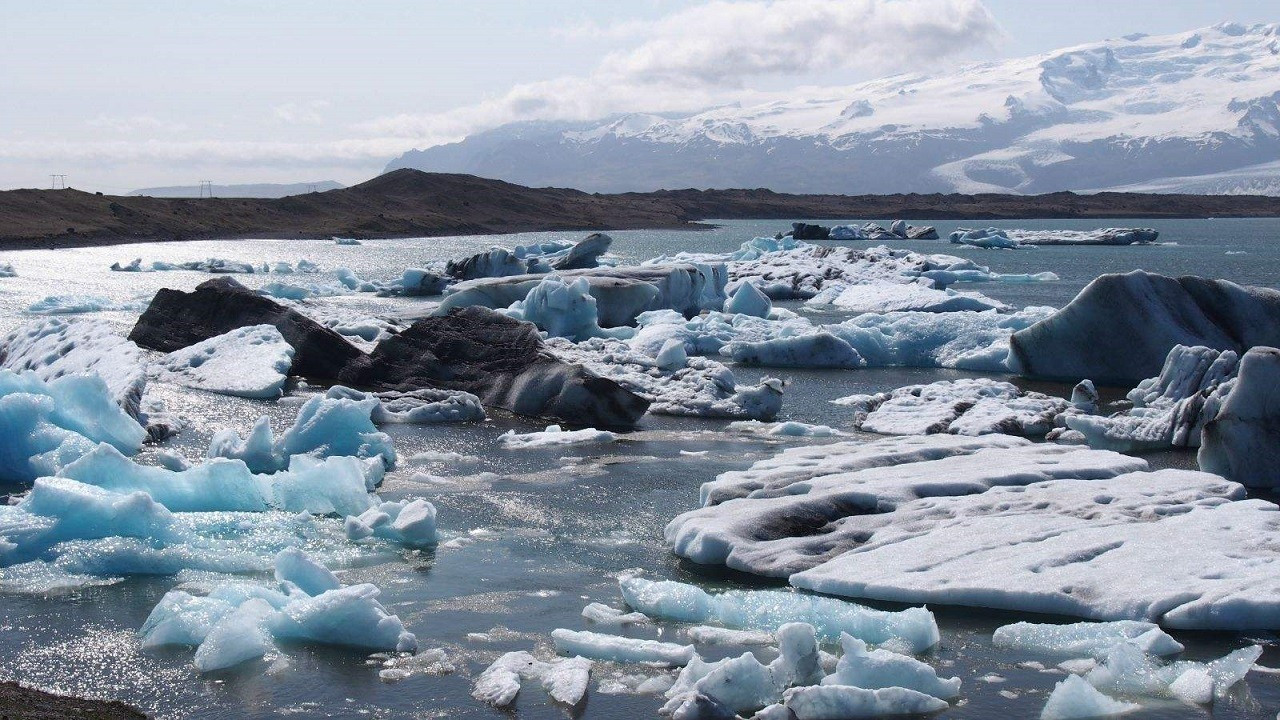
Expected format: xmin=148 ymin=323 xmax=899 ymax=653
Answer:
xmin=503 ymin=275 xmax=607 ymax=340
xmin=154 ymin=325 xmax=294 ymax=399
xmin=723 ymin=282 xmax=772 ymax=318
xmin=1085 ymin=642 xmax=1260 ymax=702
xmin=1199 ymin=346 xmax=1280 ymax=488
xmin=821 ymin=634 xmax=961 ymax=699
xmin=949 ymin=227 xmax=1022 ymax=249
xmin=344 ymin=499 xmax=438 ymax=546
xmin=473 ymin=651 xmax=594 ymax=707
xmin=992 ymin=620 xmax=1184 ymax=658
xmin=782 ymin=685 xmax=948 ymax=719
xmin=1009 ymin=271 xmax=1280 ymax=385
xmin=551 ymin=628 xmax=694 ymax=666
xmin=1011 ymin=228 xmax=1160 ymax=246
xmin=141 ymin=550 xmax=416 ymax=672
xmin=324 ymin=385 xmax=485 ymax=424
xmin=27 ymin=295 xmax=146 ymax=314
xmin=1040 ymin=675 xmax=1139 ymax=720
xmin=1 ymin=318 xmax=148 ymax=417
xmin=208 ymin=391 xmax=395 ymax=474
xmin=619 ymin=577 xmax=940 ymax=652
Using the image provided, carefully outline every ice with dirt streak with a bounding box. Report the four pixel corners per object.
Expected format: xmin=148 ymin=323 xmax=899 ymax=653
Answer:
xmin=668 ymin=434 xmax=1280 ymax=629
xmin=835 ymin=378 xmax=1069 ymax=437
xmin=0 ymin=318 xmax=148 ymax=416
xmin=806 ymin=280 xmax=1010 ymax=313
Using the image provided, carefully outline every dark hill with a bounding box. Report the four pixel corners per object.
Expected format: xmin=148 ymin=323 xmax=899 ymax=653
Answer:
xmin=1 ymin=169 xmax=1277 ymax=248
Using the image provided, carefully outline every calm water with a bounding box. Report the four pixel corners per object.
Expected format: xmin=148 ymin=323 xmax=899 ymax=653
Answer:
xmin=1 ymin=218 xmax=1279 ymax=719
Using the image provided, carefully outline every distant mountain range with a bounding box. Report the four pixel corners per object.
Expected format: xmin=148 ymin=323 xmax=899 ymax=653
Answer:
xmin=129 ymin=181 xmax=344 ymax=198
xmin=388 ymin=23 xmax=1280 ymax=196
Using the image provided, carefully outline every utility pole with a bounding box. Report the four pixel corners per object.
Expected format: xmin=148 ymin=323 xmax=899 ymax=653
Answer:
xmin=198 ymin=180 xmax=214 ymax=198
xmin=49 ymin=174 xmax=66 ymax=189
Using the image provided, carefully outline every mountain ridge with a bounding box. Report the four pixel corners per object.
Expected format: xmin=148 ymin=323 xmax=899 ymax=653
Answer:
xmin=389 ymin=22 xmax=1280 ymax=196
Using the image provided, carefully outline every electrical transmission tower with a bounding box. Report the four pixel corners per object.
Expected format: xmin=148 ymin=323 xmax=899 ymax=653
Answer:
xmin=198 ymin=180 xmax=214 ymax=198
xmin=49 ymin=174 xmax=67 ymax=189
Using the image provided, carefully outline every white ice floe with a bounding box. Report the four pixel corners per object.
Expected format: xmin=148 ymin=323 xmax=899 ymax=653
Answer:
xmin=0 ymin=263 xmax=15 ymax=277
xmin=153 ymin=325 xmax=294 ymax=399
xmin=992 ymin=620 xmax=1184 ymax=658
xmin=1200 ymin=346 xmax=1280 ymax=488
xmin=807 ymin=281 xmax=1010 ymax=313
xmin=619 ymin=577 xmax=940 ymax=652
xmin=950 ymin=227 xmax=1023 ymax=249
xmin=499 ymin=424 xmax=617 ymax=449
xmin=111 ymin=258 xmax=321 ymax=275
xmin=334 ymin=237 xmax=362 ymax=246
xmin=1013 ymin=228 xmax=1160 ymax=246
xmin=551 ymin=628 xmax=694 ymax=666
xmin=473 ymin=651 xmax=594 ymax=707
xmin=836 ymin=378 xmax=1068 ymax=437
xmin=1066 ymin=344 xmax=1237 ymax=452
xmin=208 ymin=392 xmax=396 ymax=474
xmin=503 ymin=275 xmax=610 ymax=341
xmin=668 ymin=434 xmax=1280 ymax=629
xmin=1040 ymin=675 xmax=1139 ymax=720
xmin=140 ymin=550 xmax=416 ymax=672
xmin=723 ymin=282 xmax=773 ymax=318
xmin=1 ymin=318 xmax=148 ymax=416
xmin=684 ymin=626 xmax=775 ymax=645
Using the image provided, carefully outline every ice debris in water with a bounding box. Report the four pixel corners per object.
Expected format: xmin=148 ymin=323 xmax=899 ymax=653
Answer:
xmin=1085 ymin=642 xmax=1261 ymax=704
xmin=993 ymin=620 xmax=1184 ymax=658
xmin=806 ymin=281 xmax=1009 ymax=313
xmin=208 ymin=391 xmax=396 ymax=474
xmin=619 ymin=577 xmax=940 ymax=652
xmin=582 ymin=602 xmax=651 ymax=626
xmin=723 ymin=281 xmax=772 ymax=318
xmin=499 ymin=424 xmax=617 ymax=449
xmin=503 ymin=275 xmax=611 ymax=341
xmin=140 ymin=549 xmax=416 ymax=672
xmin=727 ymin=420 xmax=842 ymax=437
xmin=153 ymin=324 xmax=294 ymax=399
xmin=1040 ymin=675 xmax=1139 ymax=720
xmin=26 ymin=295 xmax=147 ymax=315
xmin=781 ymin=685 xmax=949 ymax=719
xmin=473 ymin=651 xmax=594 ymax=707
xmin=835 ymin=378 xmax=1069 ymax=437
xmin=344 ymin=499 xmax=438 ymax=546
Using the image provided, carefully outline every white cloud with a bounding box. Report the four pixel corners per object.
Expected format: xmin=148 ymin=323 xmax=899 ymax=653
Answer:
xmin=361 ymin=0 xmax=1000 ymax=145
xmin=272 ymin=101 xmax=331 ymax=125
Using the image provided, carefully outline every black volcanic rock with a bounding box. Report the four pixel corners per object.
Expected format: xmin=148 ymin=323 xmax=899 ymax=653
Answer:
xmin=552 ymin=232 xmax=612 ymax=270
xmin=128 ymin=277 xmax=363 ymax=379
xmin=906 ymin=225 xmax=939 ymax=239
xmin=340 ymin=306 xmax=650 ymax=427
xmin=787 ymin=223 xmax=830 ymax=240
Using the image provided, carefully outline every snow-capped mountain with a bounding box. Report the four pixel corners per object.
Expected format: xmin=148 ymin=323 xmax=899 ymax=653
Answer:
xmin=388 ymin=23 xmax=1280 ymax=195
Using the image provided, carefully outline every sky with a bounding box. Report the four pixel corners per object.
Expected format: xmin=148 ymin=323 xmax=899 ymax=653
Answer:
xmin=1 ymin=0 xmax=1275 ymax=192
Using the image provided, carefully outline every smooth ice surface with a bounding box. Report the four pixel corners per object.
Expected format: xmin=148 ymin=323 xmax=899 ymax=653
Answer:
xmin=154 ymin=325 xmax=294 ymax=399
xmin=1041 ymin=675 xmax=1140 ymax=720
xmin=551 ymin=628 xmax=694 ymax=666
xmin=723 ymin=282 xmax=772 ymax=318
xmin=992 ymin=620 xmax=1184 ymax=658
xmin=619 ymin=577 xmax=940 ymax=652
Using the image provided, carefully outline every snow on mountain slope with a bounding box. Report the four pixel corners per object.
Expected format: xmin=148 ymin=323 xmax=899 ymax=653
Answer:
xmin=389 ymin=23 xmax=1280 ymax=195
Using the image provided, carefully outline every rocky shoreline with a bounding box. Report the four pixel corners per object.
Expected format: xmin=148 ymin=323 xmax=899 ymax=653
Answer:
xmin=1 ymin=169 xmax=1277 ymax=249
xmin=0 ymin=681 xmax=146 ymax=719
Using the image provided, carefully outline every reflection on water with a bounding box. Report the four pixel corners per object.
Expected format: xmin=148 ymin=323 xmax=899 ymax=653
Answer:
xmin=1 ymin=219 xmax=1279 ymax=718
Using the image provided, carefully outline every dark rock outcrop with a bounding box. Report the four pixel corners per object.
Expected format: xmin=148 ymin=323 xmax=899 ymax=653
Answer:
xmin=128 ymin=277 xmax=363 ymax=379
xmin=786 ymin=223 xmax=830 ymax=240
xmin=1009 ymin=270 xmax=1280 ymax=385
xmin=340 ymin=306 xmax=650 ymax=427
